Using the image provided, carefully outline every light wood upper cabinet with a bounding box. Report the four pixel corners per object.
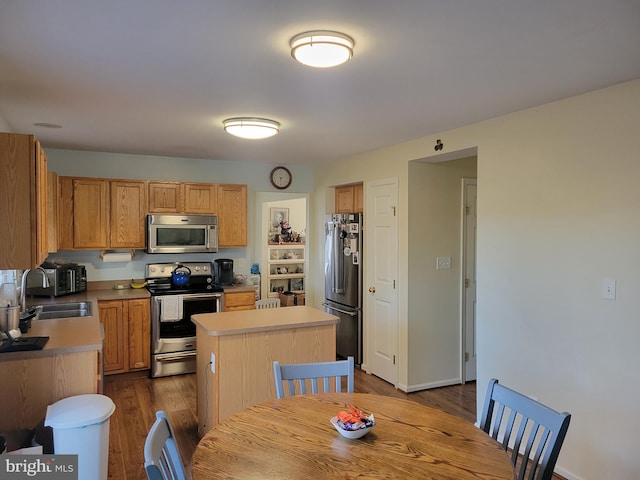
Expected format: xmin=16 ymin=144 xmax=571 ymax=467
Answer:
xmin=148 ymin=181 xmax=182 ymax=213
xmin=47 ymin=171 xmax=59 ymax=254
xmin=73 ymin=178 xmax=110 ymax=249
xmin=57 ymin=176 xmax=75 ymax=250
xmin=184 ymin=183 xmax=217 ymax=214
xmin=354 ymin=183 xmax=363 ymax=213
xmin=110 ymin=180 xmax=148 ymax=248
xmin=335 ymin=183 xmax=363 ymax=213
xmin=35 ymin=141 xmax=49 ymax=264
xmin=60 ymin=177 xmax=147 ymax=249
xmin=217 ymin=184 xmax=247 ymax=247
xmin=0 ymin=133 xmax=48 ymax=269
xmin=56 ymin=176 xmax=247 ymax=251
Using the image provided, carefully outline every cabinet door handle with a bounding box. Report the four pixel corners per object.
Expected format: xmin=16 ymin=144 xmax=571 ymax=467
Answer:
xmin=368 ymin=287 xmax=376 ymax=293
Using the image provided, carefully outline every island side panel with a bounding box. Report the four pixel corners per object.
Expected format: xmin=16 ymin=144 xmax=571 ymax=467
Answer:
xmin=217 ymin=324 xmax=336 ymax=425
xmin=196 ymin=322 xmax=336 ymax=435
xmin=196 ymin=326 xmax=220 ymax=437
xmin=0 ymin=350 xmax=99 ymax=432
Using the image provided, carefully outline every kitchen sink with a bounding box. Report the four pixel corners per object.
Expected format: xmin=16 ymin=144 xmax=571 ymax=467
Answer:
xmin=36 ymin=301 xmax=93 ymax=320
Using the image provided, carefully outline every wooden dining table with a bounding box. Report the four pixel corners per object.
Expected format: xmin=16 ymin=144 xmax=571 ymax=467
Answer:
xmin=191 ymin=392 xmax=515 ymax=479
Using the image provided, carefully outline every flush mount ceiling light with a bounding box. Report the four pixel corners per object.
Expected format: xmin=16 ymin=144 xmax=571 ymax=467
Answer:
xmin=290 ymin=30 xmax=354 ymax=68
xmin=223 ymin=117 xmax=280 ymax=139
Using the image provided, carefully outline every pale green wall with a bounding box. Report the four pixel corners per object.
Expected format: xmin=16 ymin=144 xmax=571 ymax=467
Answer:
xmin=45 ymin=149 xmax=313 ymax=281
xmin=407 ymin=157 xmax=476 ymax=389
xmin=311 ymin=79 xmax=640 ymax=480
xmin=0 ymin=113 xmax=11 ymax=131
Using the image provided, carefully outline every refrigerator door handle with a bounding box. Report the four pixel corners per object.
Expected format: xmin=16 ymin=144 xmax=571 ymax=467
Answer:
xmin=331 ymin=224 xmax=344 ymax=293
xmin=322 ymin=303 xmax=358 ymax=316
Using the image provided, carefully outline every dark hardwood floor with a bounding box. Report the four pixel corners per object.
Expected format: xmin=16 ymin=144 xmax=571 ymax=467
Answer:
xmin=105 ymin=369 xmax=562 ymax=479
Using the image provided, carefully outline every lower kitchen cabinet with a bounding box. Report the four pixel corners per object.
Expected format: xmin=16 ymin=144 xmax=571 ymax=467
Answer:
xmin=99 ymin=298 xmax=150 ymax=374
xmin=223 ymin=290 xmax=256 ymax=311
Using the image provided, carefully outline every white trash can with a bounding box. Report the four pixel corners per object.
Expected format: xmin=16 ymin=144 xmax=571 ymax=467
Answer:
xmin=44 ymin=394 xmax=115 ymax=480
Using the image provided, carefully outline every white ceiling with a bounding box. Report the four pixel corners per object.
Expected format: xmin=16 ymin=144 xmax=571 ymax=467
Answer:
xmin=1 ymin=0 xmax=639 ymax=166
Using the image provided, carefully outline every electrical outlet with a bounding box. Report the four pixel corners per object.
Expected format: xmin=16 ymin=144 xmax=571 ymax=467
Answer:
xmin=236 ymin=258 xmax=246 ymax=268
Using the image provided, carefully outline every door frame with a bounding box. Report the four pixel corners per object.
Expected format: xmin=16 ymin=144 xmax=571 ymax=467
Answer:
xmin=460 ymin=178 xmax=477 ymax=383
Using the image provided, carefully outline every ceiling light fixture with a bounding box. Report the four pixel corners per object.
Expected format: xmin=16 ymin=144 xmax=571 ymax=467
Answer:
xmin=223 ymin=117 xmax=280 ymax=139
xmin=290 ymin=30 xmax=354 ymax=68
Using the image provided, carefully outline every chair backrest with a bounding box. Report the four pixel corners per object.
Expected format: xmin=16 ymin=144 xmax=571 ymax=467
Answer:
xmin=256 ymin=298 xmax=280 ymax=309
xmin=480 ymin=378 xmax=571 ymax=480
xmin=273 ymin=356 xmax=355 ymax=399
xmin=144 ymin=411 xmax=187 ymax=480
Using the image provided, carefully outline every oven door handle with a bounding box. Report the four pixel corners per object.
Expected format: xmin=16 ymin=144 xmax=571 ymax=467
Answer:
xmin=156 ymin=351 xmax=197 ymax=362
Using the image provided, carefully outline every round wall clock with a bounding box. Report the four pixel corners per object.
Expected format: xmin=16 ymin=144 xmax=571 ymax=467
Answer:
xmin=270 ymin=166 xmax=292 ymax=190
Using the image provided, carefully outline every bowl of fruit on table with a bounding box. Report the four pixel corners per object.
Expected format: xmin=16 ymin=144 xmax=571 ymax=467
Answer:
xmin=330 ymin=406 xmax=376 ymax=439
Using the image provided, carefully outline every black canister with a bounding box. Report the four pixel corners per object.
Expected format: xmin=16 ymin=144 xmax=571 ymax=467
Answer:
xmin=215 ymin=259 xmax=234 ymax=285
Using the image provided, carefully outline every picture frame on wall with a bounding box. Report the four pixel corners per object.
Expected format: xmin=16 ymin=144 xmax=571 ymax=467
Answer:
xmin=270 ymin=207 xmax=289 ymax=234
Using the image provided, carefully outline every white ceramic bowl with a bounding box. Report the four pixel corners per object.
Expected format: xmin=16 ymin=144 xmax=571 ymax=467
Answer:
xmin=330 ymin=416 xmax=375 ymax=439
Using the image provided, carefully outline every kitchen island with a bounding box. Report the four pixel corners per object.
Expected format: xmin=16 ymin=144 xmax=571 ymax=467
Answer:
xmin=192 ymin=305 xmax=338 ymax=436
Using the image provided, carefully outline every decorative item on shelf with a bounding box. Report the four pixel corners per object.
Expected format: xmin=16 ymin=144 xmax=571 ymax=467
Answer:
xmin=278 ymin=220 xmax=292 ymax=244
xmin=100 ymin=250 xmax=135 ymax=263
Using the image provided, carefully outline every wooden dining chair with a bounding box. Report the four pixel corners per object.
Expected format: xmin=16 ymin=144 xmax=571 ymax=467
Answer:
xmin=144 ymin=410 xmax=187 ymax=480
xmin=256 ymin=298 xmax=280 ymax=309
xmin=480 ymin=378 xmax=571 ymax=480
xmin=273 ymin=356 xmax=355 ymax=398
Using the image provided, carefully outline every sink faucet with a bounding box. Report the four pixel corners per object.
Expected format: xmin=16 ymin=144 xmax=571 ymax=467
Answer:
xmin=19 ymin=268 xmax=49 ymax=313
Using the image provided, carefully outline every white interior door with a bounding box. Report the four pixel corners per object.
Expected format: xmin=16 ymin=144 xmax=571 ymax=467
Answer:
xmin=462 ymin=179 xmax=477 ymax=381
xmin=365 ymin=177 xmax=399 ymax=385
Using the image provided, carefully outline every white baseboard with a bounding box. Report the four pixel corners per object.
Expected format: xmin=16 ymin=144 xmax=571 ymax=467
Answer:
xmin=554 ymin=466 xmax=583 ymax=480
xmin=405 ymin=377 xmax=461 ymax=393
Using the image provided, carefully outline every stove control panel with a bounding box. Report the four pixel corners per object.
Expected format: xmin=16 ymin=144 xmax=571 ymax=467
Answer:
xmin=146 ymin=262 xmax=213 ymax=279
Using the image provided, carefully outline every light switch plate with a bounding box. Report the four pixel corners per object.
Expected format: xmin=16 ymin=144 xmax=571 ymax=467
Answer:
xmin=436 ymin=256 xmax=452 ymax=270
xmin=601 ymin=278 xmax=616 ymax=300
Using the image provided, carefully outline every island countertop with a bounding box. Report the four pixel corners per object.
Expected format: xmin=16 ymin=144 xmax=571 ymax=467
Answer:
xmin=192 ymin=305 xmax=338 ymax=336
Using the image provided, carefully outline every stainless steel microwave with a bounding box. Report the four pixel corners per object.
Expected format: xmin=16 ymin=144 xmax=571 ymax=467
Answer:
xmin=146 ymin=214 xmax=218 ymax=254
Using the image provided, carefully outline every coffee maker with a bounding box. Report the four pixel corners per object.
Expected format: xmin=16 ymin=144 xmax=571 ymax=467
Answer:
xmin=215 ymin=259 xmax=234 ymax=286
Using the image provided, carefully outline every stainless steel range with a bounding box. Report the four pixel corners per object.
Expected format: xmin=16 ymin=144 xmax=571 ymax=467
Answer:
xmin=146 ymin=261 xmax=223 ymax=378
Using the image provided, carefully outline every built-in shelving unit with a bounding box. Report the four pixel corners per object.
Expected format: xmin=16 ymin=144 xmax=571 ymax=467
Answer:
xmin=264 ymin=243 xmax=306 ymax=298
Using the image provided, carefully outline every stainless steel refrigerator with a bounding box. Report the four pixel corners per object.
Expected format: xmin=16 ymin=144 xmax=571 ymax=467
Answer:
xmin=323 ymin=213 xmax=363 ymax=365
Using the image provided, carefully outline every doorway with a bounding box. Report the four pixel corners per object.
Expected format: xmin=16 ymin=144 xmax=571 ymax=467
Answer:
xmin=406 ymin=153 xmax=477 ymax=391
xmin=254 ymin=193 xmax=309 ymax=301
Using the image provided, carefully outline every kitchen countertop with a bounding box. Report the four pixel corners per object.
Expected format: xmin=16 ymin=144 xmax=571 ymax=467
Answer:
xmin=1 ymin=285 xmax=151 ymax=361
xmin=192 ymin=305 xmax=338 ymax=336
xmin=3 ymin=281 xmax=256 ymax=360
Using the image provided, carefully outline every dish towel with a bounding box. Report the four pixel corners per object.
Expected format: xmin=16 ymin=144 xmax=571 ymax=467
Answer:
xmin=161 ymin=296 xmax=183 ymax=321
